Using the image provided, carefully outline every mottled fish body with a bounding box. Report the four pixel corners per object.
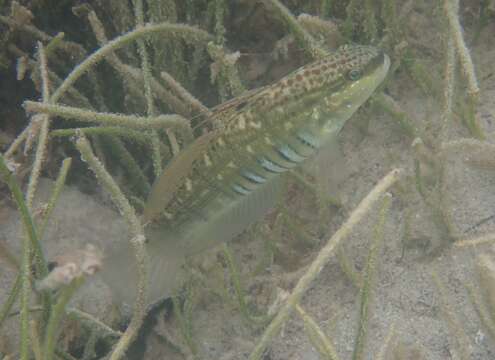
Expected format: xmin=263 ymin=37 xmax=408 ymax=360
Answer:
xmin=102 ymin=45 xmax=390 ymax=305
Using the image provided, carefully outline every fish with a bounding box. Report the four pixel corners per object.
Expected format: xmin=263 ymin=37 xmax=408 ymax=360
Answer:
xmin=101 ymin=45 xmax=391 ymax=306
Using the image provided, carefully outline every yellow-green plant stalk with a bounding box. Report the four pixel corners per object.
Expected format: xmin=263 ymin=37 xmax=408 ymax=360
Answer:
xmin=132 ymin=0 xmax=163 ymax=177
xmin=443 ymin=0 xmax=479 ymax=100
xmin=376 ymin=321 xmax=397 ymax=360
xmin=172 ymin=296 xmax=198 ymax=356
xmin=42 ymin=277 xmax=85 ymax=360
xmin=0 ymin=154 xmax=44 ymax=360
xmin=24 ymin=102 xmax=189 ymax=131
xmin=38 ymin=158 xmax=72 ymax=239
xmin=25 ymin=42 xmax=51 ymax=211
xmin=266 ymin=0 xmax=326 ymax=59
xmin=66 ymin=308 xmax=122 ymax=339
xmin=50 ymin=127 xmax=149 ymax=144
xmin=75 ymin=134 xmax=148 ymax=360
xmin=352 ymin=194 xmax=391 ymax=360
xmin=296 ymin=304 xmax=340 ymax=360
xmin=222 ymin=244 xmax=268 ymax=325
xmin=50 ymin=22 xmax=212 ymax=104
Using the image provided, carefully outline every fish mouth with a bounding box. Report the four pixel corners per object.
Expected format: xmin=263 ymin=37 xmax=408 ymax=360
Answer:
xmin=363 ymin=51 xmax=390 ymax=89
xmin=373 ymin=51 xmax=391 ymax=81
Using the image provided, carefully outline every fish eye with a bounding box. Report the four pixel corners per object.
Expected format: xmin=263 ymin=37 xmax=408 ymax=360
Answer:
xmin=348 ymin=69 xmax=362 ymax=81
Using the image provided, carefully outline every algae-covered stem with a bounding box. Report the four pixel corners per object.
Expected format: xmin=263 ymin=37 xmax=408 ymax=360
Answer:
xmin=296 ymin=304 xmax=340 ymax=360
xmin=266 ymin=0 xmax=327 ymax=59
xmin=25 ymin=43 xmax=51 ymax=211
xmin=49 ymin=23 xmax=212 ymax=104
xmin=75 ymin=134 xmax=148 ymax=360
xmin=42 ymin=277 xmax=85 ymax=360
xmin=0 ymin=155 xmax=46 ymax=360
xmin=132 ymin=0 xmax=163 ymax=177
xmin=24 ymin=101 xmax=189 ymax=131
xmin=249 ymin=169 xmax=402 ymax=360
xmin=38 ymin=158 xmax=72 ymax=239
xmin=443 ymin=0 xmax=479 ymax=100
xmin=353 ymin=194 xmax=392 ymax=360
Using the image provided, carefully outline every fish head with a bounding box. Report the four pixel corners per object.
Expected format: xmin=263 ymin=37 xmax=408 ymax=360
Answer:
xmin=322 ymin=44 xmax=390 ymax=109
xmin=276 ymin=45 xmax=390 ymax=138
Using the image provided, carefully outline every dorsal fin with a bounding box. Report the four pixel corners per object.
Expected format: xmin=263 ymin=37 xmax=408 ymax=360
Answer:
xmin=143 ymin=130 xmax=219 ymax=223
xmin=191 ymin=86 xmax=269 ymax=131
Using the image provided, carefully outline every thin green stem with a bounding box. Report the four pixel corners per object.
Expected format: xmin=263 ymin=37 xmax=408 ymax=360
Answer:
xmin=75 ymin=134 xmax=148 ymax=360
xmin=352 ymin=195 xmax=391 ymax=360
xmin=51 ymin=127 xmax=149 ymax=144
xmin=296 ymin=304 xmax=340 ymax=360
xmin=444 ymin=0 xmax=479 ymax=100
xmin=30 ymin=319 xmax=43 ymax=360
xmin=19 ymin=229 xmax=32 ymax=360
xmin=75 ymin=134 xmax=142 ymax=232
xmin=109 ymin=235 xmax=147 ymax=360
xmin=160 ymin=71 xmax=211 ymax=116
xmin=466 ymin=282 xmax=495 ymax=341
xmin=0 ymin=154 xmax=47 ymax=277
xmin=24 ymin=101 xmax=189 ymax=131
xmin=4 ymin=125 xmax=29 ymax=158
xmin=376 ymin=321 xmax=397 ymax=360
xmin=50 ymin=22 xmax=211 ymax=104
xmin=42 ymin=277 xmax=85 ymax=360
xmin=26 ymin=42 xmax=51 ymax=211
xmin=172 ymin=296 xmax=198 ymax=355
xmin=66 ymin=308 xmax=122 ymax=338
xmin=222 ymin=244 xmax=268 ymax=325
xmin=0 ymin=274 xmax=21 ymax=329
xmin=266 ymin=0 xmax=326 ymax=59
xmin=106 ymin=136 xmax=151 ymax=196
xmin=455 ymin=233 xmax=495 ymax=248
xmin=132 ymin=0 xmax=162 ymax=178
xmin=86 ymin=10 xmax=191 ymax=118
xmin=440 ymin=35 xmax=456 ymax=139
xmin=39 ymin=158 xmax=72 ymax=240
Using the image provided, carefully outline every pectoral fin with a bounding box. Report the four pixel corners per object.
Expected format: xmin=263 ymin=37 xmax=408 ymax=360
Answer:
xmin=143 ymin=131 xmax=219 ymax=223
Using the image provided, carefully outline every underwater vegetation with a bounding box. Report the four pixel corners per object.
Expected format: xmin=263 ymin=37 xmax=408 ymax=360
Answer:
xmin=0 ymin=0 xmax=495 ymax=359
